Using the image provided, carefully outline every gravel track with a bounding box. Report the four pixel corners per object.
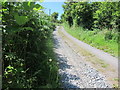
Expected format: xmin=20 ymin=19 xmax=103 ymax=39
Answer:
xmin=53 ymin=26 xmax=112 ymax=88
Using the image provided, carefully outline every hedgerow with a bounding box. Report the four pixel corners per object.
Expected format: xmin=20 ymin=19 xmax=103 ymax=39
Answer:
xmin=2 ymin=2 xmax=59 ymax=89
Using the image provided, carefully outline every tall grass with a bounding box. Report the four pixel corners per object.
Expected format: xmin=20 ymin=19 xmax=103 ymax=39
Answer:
xmin=62 ymin=23 xmax=118 ymax=57
xmin=38 ymin=37 xmax=60 ymax=88
xmin=44 ymin=36 xmax=60 ymax=88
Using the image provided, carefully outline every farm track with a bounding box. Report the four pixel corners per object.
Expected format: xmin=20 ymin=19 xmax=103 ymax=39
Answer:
xmin=53 ymin=26 xmax=118 ymax=88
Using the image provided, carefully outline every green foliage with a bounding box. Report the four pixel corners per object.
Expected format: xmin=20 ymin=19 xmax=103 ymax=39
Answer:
xmin=62 ymin=2 xmax=93 ymax=29
xmin=2 ymin=2 xmax=59 ymax=89
xmin=51 ymin=12 xmax=59 ymax=23
xmin=61 ymin=2 xmax=120 ymax=31
xmin=14 ymin=14 xmax=29 ymax=25
xmin=63 ymin=23 xmax=118 ymax=57
xmin=93 ymin=2 xmax=120 ymax=30
xmin=61 ymin=2 xmax=119 ymax=56
xmin=104 ymin=31 xmax=113 ymax=40
xmin=51 ymin=12 xmax=58 ymax=20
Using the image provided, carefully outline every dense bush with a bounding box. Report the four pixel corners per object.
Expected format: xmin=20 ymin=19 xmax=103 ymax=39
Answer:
xmin=61 ymin=2 xmax=119 ymax=42
xmin=2 ymin=2 xmax=59 ymax=89
xmin=105 ymin=31 xmax=113 ymax=40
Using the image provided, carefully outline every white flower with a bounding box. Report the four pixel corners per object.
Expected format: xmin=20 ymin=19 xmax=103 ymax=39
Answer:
xmin=49 ymin=59 xmax=52 ymax=62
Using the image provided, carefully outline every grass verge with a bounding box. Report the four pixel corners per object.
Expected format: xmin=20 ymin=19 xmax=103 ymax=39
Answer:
xmin=38 ymin=36 xmax=60 ymax=88
xmin=62 ymin=23 xmax=118 ymax=57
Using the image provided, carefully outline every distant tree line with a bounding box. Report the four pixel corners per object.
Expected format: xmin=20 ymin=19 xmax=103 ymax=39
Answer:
xmin=61 ymin=2 xmax=120 ymax=41
xmin=61 ymin=2 xmax=120 ymax=31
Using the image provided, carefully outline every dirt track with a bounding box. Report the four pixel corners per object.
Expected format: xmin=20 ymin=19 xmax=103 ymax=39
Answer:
xmin=53 ymin=26 xmax=118 ymax=88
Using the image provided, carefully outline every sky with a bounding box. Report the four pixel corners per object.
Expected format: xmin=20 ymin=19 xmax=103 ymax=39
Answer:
xmin=38 ymin=0 xmax=106 ymax=20
xmin=39 ymin=1 xmax=65 ymax=20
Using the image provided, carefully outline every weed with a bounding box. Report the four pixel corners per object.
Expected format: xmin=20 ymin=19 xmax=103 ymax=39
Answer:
xmin=62 ymin=23 xmax=118 ymax=57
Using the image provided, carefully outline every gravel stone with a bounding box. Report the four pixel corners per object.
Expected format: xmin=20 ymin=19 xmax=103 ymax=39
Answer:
xmin=53 ymin=26 xmax=111 ymax=88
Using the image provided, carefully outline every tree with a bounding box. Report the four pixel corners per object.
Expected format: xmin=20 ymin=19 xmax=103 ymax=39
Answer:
xmin=51 ymin=12 xmax=58 ymax=23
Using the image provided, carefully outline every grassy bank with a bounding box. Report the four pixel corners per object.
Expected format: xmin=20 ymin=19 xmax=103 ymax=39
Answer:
xmin=39 ymin=37 xmax=60 ymax=88
xmin=62 ymin=23 xmax=118 ymax=57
